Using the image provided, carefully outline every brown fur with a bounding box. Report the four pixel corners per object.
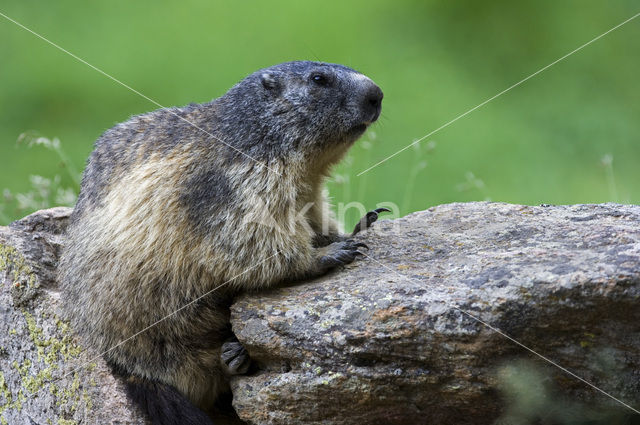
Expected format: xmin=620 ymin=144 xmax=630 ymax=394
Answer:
xmin=59 ymin=61 xmax=382 ymax=419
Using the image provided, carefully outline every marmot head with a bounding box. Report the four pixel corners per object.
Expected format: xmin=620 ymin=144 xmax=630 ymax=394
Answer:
xmin=216 ymin=61 xmax=383 ymax=160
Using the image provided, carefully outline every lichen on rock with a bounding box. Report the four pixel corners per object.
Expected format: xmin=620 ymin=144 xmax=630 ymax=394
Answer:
xmin=0 ymin=207 xmax=146 ymax=425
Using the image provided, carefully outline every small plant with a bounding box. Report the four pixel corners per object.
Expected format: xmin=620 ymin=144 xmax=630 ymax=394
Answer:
xmin=356 ymin=131 xmax=376 ymax=202
xmin=600 ymin=154 xmax=619 ymax=203
xmin=496 ymin=359 xmax=637 ymax=425
xmin=328 ymin=130 xmax=382 ymax=229
xmin=17 ymin=132 xmax=81 ymax=187
xmin=456 ymin=171 xmax=490 ymax=201
xmin=3 ymin=175 xmax=76 ymax=212
xmin=401 ymin=140 xmax=435 ymax=214
xmin=0 ymin=133 xmax=79 ymax=224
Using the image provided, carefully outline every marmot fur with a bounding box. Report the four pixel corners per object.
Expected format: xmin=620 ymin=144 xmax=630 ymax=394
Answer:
xmin=59 ymin=61 xmax=383 ymax=424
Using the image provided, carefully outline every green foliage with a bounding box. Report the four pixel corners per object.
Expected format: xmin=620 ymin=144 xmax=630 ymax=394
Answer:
xmin=495 ymin=359 xmax=638 ymax=425
xmin=1 ymin=0 xmax=639 ymax=226
xmin=0 ymin=135 xmax=78 ymax=223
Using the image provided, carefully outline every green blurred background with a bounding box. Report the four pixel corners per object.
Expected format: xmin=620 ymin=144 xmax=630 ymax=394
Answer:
xmin=1 ymin=0 xmax=639 ymax=227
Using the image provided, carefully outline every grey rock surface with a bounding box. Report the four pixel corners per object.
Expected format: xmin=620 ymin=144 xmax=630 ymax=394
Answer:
xmin=0 ymin=207 xmax=147 ymax=425
xmin=2 ymin=203 xmax=639 ymax=424
xmin=230 ymin=203 xmax=640 ymax=424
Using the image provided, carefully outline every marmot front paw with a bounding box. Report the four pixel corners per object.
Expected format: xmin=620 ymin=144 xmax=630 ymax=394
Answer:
xmin=316 ymin=239 xmax=368 ymax=272
xmin=221 ymin=337 xmax=251 ymax=375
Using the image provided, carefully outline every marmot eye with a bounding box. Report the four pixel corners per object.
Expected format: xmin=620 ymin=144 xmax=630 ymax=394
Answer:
xmin=311 ymin=73 xmax=329 ymax=86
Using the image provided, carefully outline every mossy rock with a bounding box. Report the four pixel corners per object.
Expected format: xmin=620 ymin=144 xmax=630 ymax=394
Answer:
xmin=0 ymin=208 xmax=146 ymax=424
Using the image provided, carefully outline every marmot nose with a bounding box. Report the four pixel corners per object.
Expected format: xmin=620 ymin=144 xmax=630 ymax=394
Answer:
xmin=363 ymin=84 xmax=383 ymax=123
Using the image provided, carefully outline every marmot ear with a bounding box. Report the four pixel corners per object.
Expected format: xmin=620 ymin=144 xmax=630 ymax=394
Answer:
xmin=260 ymin=72 xmax=281 ymax=92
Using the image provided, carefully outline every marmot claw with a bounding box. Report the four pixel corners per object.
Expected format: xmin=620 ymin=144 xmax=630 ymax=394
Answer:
xmin=351 ymin=207 xmax=391 ymax=236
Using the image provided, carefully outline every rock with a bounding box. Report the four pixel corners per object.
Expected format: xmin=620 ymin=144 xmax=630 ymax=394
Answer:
xmin=0 ymin=207 xmax=147 ymax=425
xmin=2 ymin=203 xmax=639 ymax=424
xmin=230 ymin=203 xmax=640 ymax=424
